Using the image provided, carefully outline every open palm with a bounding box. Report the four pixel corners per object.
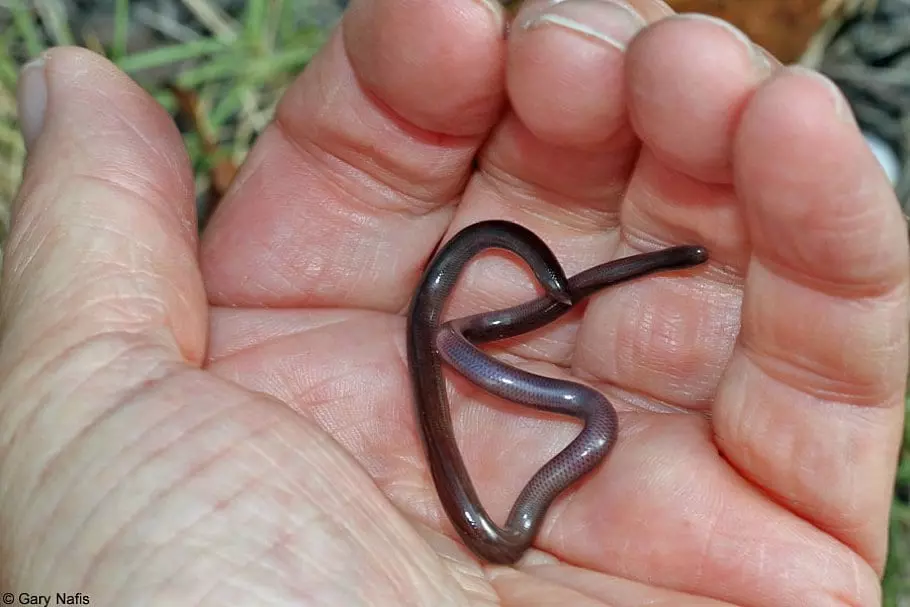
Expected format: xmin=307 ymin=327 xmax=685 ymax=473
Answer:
xmin=2 ymin=1 xmax=907 ymax=606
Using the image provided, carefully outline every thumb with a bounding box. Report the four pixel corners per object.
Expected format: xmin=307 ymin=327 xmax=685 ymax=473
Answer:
xmin=2 ymin=47 xmax=206 ymax=374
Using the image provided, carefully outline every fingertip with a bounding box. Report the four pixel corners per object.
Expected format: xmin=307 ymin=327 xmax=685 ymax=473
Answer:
xmin=734 ymin=65 xmax=909 ymax=290
xmin=506 ymin=0 xmax=645 ymax=147
xmin=19 ymin=46 xmax=194 ymax=209
xmin=626 ymin=14 xmax=770 ymax=183
xmin=7 ymin=46 xmax=205 ymax=365
xmin=343 ymin=0 xmax=509 ymax=136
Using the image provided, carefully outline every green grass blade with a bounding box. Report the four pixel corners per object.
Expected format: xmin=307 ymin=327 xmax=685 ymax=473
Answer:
xmin=176 ymin=40 xmax=321 ymax=89
xmin=112 ymin=0 xmax=131 ymax=60
xmin=242 ymin=0 xmax=269 ymax=49
xmin=9 ymin=1 xmax=45 ymax=58
xmin=35 ymin=0 xmax=74 ymax=47
xmin=116 ymin=38 xmax=231 ymax=74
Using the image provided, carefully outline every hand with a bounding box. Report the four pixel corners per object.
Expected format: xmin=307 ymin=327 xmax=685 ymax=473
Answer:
xmin=2 ymin=1 xmax=906 ymax=605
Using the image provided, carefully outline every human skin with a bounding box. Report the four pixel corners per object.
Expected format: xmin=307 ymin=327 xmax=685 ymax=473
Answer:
xmin=1 ymin=0 xmax=907 ymax=605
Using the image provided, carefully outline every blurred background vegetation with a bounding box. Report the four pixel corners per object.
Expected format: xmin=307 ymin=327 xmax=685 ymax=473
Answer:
xmin=1 ymin=0 xmax=908 ymax=603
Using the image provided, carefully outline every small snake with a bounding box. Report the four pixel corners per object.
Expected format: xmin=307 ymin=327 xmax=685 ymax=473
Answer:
xmin=406 ymin=220 xmax=708 ymax=564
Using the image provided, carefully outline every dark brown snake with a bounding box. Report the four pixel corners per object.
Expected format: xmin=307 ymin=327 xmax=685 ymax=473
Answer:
xmin=406 ymin=220 xmax=708 ymax=564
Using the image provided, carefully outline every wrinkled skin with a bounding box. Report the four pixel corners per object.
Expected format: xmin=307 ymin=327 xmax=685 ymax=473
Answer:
xmin=1 ymin=1 xmax=907 ymax=605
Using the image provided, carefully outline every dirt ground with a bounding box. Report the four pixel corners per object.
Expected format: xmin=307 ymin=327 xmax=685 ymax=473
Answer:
xmin=666 ymin=0 xmax=829 ymax=63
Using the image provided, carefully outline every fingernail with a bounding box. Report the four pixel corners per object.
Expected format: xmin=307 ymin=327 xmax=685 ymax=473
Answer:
xmin=787 ymin=66 xmax=854 ymax=124
xmin=674 ymin=13 xmax=770 ymax=72
xmin=521 ymin=0 xmax=646 ymax=51
xmin=17 ymin=54 xmax=49 ymax=152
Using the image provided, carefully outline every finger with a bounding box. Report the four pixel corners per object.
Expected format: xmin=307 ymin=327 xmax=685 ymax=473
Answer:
xmin=432 ymin=0 xmax=663 ymax=364
xmin=629 ymin=14 xmax=772 ymax=184
xmin=2 ymin=48 xmax=205 ymax=370
xmin=201 ymin=0 xmax=510 ymax=311
xmin=715 ymin=67 xmax=909 ymax=572
xmin=572 ymin=14 xmax=769 ymax=412
xmin=463 ymin=0 xmax=655 ymax=243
